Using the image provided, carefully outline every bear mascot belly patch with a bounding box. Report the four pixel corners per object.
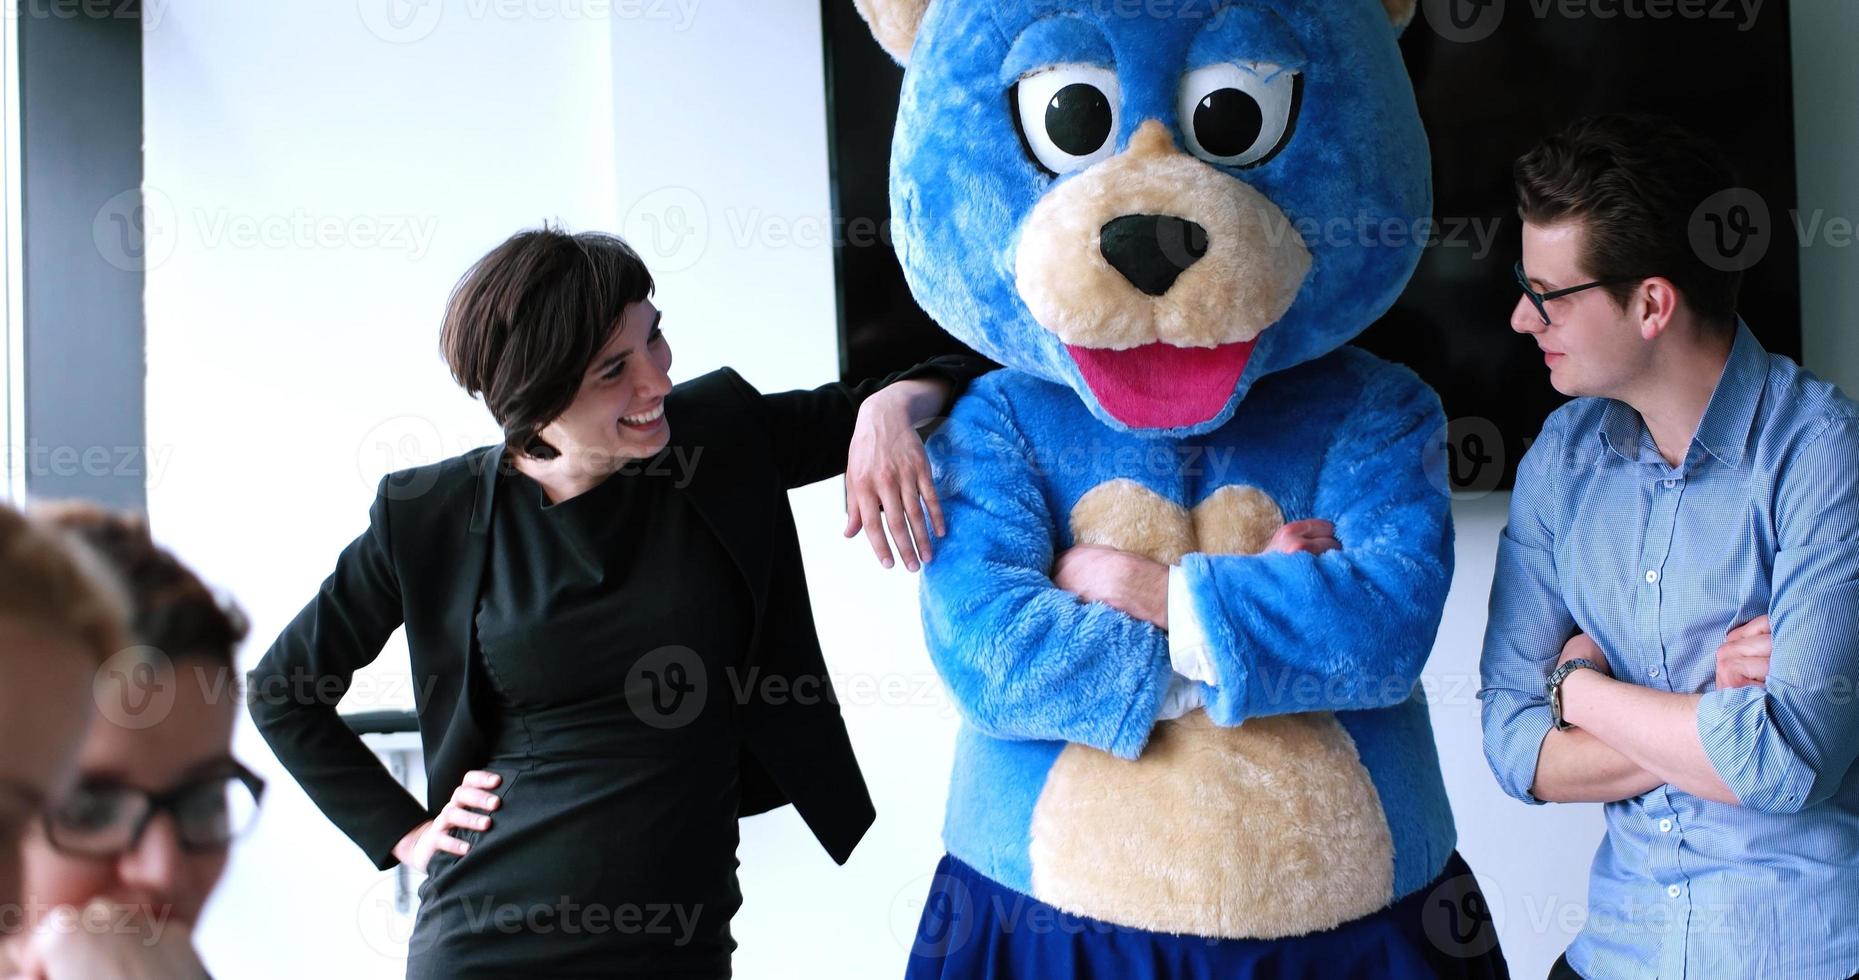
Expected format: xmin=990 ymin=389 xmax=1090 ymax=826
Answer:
xmin=852 ymin=1 xmax=1511 ymax=976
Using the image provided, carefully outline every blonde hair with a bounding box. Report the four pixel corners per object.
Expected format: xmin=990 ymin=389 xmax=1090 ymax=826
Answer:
xmin=0 ymin=500 xmax=131 ymax=665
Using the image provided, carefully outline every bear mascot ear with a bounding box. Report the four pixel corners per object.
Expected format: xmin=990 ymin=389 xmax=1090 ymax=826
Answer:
xmin=855 ymin=1 xmax=1417 ymax=66
xmin=852 ymin=0 xmax=930 ymax=66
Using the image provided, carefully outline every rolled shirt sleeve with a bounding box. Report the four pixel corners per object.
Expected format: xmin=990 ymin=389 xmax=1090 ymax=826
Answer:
xmin=1698 ymin=417 xmax=1859 ymax=814
xmin=1478 ymin=425 xmax=1579 ymax=805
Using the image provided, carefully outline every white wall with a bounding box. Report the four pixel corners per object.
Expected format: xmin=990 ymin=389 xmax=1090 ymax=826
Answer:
xmin=141 ymin=2 xmax=1851 ymax=978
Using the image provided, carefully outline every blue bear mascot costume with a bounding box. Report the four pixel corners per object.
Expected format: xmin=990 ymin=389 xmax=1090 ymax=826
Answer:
xmin=853 ymin=1 xmax=1511 ymax=976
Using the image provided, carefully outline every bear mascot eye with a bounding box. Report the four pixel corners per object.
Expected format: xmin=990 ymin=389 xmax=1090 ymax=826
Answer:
xmin=1012 ymin=64 xmax=1122 ymax=176
xmin=1177 ymin=62 xmax=1302 ymax=169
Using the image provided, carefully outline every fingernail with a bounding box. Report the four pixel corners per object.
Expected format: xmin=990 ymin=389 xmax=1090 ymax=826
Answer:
xmin=883 ymin=558 xmax=894 ymax=568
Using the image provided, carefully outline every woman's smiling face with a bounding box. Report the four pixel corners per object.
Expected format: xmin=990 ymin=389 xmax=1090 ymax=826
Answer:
xmin=535 ymin=300 xmax=674 ymax=470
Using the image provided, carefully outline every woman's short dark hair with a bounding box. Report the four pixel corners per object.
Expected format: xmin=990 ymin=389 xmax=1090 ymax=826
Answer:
xmin=1514 ymin=114 xmax=1742 ymax=331
xmin=440 ymin=227 xmax=656 ymax=460
xmin=34 ymin=501 xmax=248 ymax=669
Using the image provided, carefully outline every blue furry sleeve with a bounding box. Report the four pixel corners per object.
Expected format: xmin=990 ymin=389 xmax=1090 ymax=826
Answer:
xmin=919 ymin=381 xmax=1174 ymax=759
xmin=1181 ymin=367 xmax=1454 ymax=725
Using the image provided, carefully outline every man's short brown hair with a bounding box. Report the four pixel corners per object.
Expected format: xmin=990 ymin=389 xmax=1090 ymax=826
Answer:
xmin=440 ymin=227 xmax=656 ymax=460
xmin=1514 ymin=113 xmax=1743 ymax=330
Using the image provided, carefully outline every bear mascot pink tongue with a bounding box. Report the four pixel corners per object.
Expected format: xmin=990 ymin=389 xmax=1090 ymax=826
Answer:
xmin=854 ymin=1 xmax=1511 ymax=976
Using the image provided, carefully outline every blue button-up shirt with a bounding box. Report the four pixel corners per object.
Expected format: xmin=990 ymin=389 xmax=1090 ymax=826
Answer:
xmin=1479 ymin=323 xmax=1859 ymax=979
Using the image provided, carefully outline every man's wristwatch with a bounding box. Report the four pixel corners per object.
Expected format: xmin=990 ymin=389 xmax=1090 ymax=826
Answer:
xmin=1547 ymin=658 xmax=1603 ymax=732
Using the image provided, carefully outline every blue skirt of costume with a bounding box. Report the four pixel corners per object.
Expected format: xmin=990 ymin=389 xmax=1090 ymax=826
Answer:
xmin=904 ymin=852 xmax=1509 ymax=980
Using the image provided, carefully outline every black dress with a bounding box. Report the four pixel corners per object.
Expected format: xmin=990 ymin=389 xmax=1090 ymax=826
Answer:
xmin=407 ymin=449 xmax=752 ymax=979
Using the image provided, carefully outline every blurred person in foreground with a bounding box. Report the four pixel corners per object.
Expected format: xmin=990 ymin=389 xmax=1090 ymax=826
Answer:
xmin=2 ymin=504 xmax=257 ymax=980
xmin=0 ymin=503 xmax=127 ymax=922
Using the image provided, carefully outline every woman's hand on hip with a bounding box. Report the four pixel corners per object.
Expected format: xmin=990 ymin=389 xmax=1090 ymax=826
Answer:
xmin=392 ymin=770 xmax=502 ymax=873
xmin=845 ymin=382 xmax=947 ymax=572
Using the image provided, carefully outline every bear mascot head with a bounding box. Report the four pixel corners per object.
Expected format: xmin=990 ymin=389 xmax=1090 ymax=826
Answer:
xmin=862 ymin=0 xmax=1428 ymax=434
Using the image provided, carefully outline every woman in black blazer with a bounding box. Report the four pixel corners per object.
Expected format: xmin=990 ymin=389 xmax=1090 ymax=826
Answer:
xmin=246 ymin=228 xmax=990 ymax=978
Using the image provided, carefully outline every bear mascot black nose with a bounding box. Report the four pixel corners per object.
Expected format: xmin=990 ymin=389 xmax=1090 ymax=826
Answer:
xmin=1098 ymin=214 xmax=1209 ymax=297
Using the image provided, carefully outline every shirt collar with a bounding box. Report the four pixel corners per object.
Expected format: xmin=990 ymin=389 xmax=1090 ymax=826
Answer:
xmin=1597 ymin=319 xmax=1766 ymax=468
xmin=1692 ymin=320 xmax=1766 ymax=468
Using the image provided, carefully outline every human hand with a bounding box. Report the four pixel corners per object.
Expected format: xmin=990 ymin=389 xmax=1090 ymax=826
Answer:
xmin=1052 ymin=544 xmax=1170 ymax=629
xmin=1265 ymin=519 xmax=1340 ymax=556
xmin=392 ymin=769 xmax=502 ymax=874
xmin=1714 ymin=616 xmax=1772 ymax=690
xmin=845 ymin=381 xmax=946 ymax=572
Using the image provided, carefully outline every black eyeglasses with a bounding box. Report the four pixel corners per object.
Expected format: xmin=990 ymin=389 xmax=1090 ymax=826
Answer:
xmin=43 ymin=765 xmax=266 ymax=858
xmin=1514 ymin=261 xmax=1644 ymax=325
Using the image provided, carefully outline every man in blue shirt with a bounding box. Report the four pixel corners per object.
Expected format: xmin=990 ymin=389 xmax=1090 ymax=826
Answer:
xmin=1479 ymin=114 xmax=1859 ymax=979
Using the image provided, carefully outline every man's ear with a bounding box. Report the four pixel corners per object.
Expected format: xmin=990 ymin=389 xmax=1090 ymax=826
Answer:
xmin=853 ymin=0 xmax=930 ymax=66
xmin=1384 ymin=0 xmax=1418 ymax=35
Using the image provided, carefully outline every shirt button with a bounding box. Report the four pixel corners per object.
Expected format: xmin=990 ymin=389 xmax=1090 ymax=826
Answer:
xmin=1659 ymin=818 xmax=1673 ymax=833
xmin=1667 ymin=884 xmax=1682 ymax=898
xmin=1645 ymin=570 xmax=1660 ymax=584
xmin=1663 ymin=479 xmax=1677 ymax=488
xmin=1649 ymin=668 xmax=1661 ymax=678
